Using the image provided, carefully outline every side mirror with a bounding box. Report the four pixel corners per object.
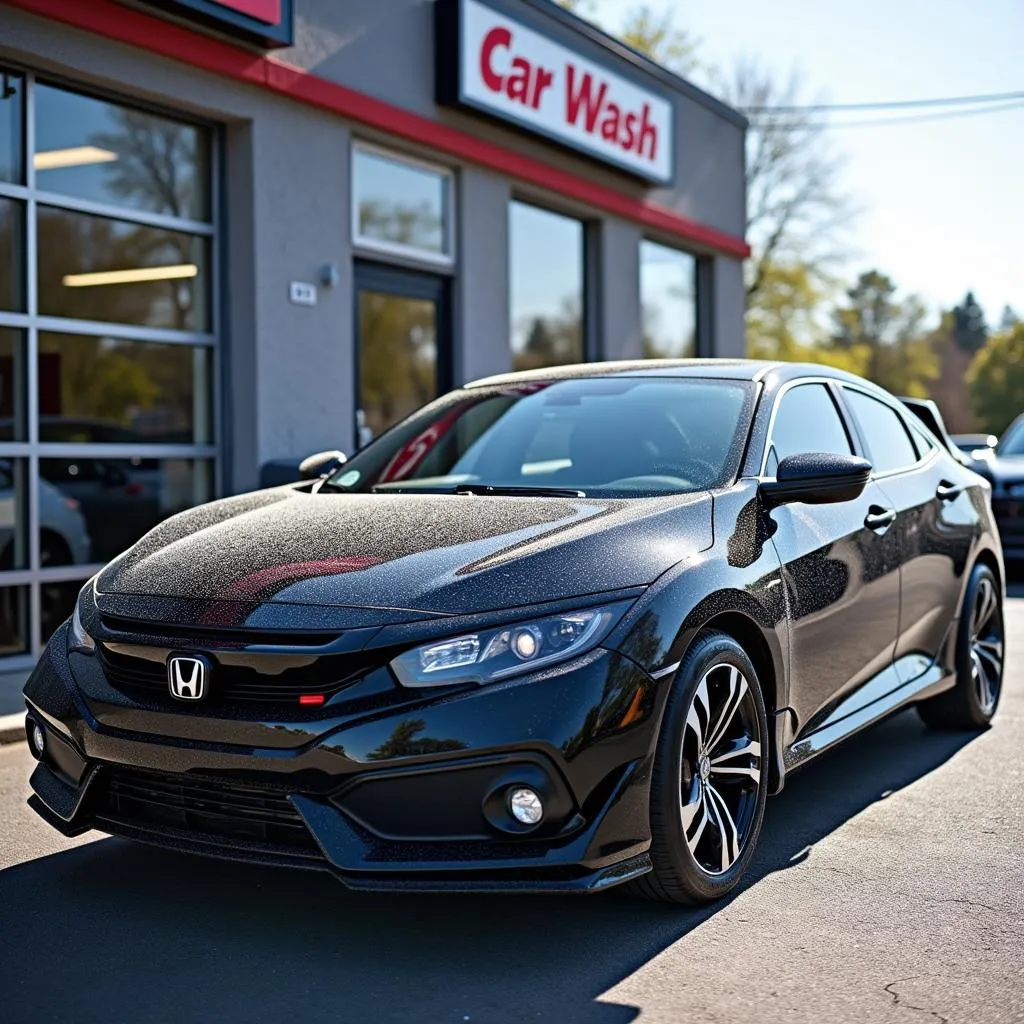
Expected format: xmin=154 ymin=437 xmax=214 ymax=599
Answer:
xmin=298 ymin=450 xmax=347 ymax=480
xmin=760 ymin=453 xmax=871 ymax=507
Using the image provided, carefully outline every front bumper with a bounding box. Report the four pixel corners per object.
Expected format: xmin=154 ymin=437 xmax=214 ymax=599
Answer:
xmin=23 ymin=624 xmax=662 ymax=893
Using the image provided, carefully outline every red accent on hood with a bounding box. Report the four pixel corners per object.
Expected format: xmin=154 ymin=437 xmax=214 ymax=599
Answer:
xmin=197 ymin=556 xmax=381 ymax=626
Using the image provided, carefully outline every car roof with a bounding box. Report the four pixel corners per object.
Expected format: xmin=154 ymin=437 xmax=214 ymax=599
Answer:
xmin=464 ymin=358 xmax=880 ymax=390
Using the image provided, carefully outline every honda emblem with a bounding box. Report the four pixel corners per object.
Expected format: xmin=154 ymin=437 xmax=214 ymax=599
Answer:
xmin=167 ymin=655 xmax=209 ymax=701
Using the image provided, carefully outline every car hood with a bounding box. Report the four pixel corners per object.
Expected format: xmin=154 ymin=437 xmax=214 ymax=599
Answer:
xmin=96 ymin=486 xmax=713 ymax=622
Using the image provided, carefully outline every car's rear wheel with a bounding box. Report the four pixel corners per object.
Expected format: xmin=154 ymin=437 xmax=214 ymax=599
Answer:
xmin=632 ymin=630 xmax=768 ymax=904
xmin=918 ymin=563 xmax=1004 ymax=730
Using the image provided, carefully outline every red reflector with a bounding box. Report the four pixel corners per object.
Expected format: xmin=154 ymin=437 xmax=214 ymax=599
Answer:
xmin=299 ymin=694 xmax=325 ymax=706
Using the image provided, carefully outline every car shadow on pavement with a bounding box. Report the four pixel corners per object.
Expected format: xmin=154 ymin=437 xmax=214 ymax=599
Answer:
xmin=0 ymin=709 xmax=980 ymax=1024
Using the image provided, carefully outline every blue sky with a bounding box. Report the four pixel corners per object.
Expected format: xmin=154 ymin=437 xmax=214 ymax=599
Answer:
xmin=593 ymin=0 xmax=1023 ymax=324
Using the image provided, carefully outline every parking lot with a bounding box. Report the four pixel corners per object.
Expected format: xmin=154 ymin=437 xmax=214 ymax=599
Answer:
xmin=0 ymin=588 xmax=1021 ymax=1024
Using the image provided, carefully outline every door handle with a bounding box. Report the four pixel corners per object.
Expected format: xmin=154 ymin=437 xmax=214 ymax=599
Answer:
xmin=864 ymin=506 xmax=896 ymax=532
xmin=936 ymin=480 xmax=962 ymax=502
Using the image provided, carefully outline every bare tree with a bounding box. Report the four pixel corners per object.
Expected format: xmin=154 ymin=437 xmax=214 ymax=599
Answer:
xmin=715 ymin=59 xmax=855 ymax=304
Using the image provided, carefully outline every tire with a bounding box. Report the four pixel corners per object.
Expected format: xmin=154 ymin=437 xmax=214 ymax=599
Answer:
xmin=918 ymin=563 xmax=1004 ymax=730
xmin=632 ymin=630 xmax=769 ymax=905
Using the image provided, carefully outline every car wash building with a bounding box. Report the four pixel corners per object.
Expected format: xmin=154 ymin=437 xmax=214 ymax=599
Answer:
xmin=0 ymin=0 xmax=748 ymax=678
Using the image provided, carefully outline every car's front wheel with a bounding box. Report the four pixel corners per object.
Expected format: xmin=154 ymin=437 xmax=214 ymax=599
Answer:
xmin=633 ymin=630 xmax=769 ymax=904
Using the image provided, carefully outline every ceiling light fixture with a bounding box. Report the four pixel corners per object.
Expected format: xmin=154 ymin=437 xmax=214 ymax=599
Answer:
xmin=34 ymin=146 xmax=119 ymax=171
xmin=62 ymin=264 xmax=199 ymax=288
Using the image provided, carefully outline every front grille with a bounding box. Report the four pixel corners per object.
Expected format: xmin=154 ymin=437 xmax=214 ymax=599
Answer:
xmin=93 ymin=766 xmax=321 ymax=858
xmin=100 ymin=614 xmax=339 ymax=648
xmin=99 ymin=646 xmax=383 ymax=705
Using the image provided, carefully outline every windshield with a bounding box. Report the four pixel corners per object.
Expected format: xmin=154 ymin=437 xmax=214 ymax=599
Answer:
xmin=326 ymin=377 xmax=754 ymax=497
xmin=998 ymin=419 xmax=1024 ymax=456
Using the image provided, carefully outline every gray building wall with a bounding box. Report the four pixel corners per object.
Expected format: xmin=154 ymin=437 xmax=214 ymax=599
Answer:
xmin=0 ymin=0 xmax=748 ymax=483
xmin=283 ymin=0 xmax=747 ymax=240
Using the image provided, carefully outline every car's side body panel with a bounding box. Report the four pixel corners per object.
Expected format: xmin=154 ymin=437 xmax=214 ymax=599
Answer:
xmin=767 ymin=479 xmax=902 ymax=733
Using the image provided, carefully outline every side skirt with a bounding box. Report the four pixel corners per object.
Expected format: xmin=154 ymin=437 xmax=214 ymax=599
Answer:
xmin=781 ymin=655 xmax=956 ymax=775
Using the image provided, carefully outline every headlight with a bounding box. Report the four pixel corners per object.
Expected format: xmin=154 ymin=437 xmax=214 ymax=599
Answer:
xmin=390 ymin=602 xmax=630 ymax=688
xmin=68 ymin=591 xmax=95 ymax=653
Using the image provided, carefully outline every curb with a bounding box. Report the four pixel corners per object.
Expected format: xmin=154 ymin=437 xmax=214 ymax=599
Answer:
xmin=0 ymin=712 xmax=26 ymax=745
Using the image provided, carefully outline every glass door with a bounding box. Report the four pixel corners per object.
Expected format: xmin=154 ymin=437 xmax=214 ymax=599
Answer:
xmin=354 ymin=262 xmax=450 ymax=448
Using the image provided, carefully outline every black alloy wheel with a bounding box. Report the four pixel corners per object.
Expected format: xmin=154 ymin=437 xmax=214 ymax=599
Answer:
xmin=634 ymin=631 xmax=769 ymax=904
xmin=919 ymin=562 xmax=1004 ymax=730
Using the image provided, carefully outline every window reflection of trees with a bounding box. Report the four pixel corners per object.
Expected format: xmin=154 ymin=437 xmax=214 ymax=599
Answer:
xmin=37 ymin=208 xmax=207 ymax=331
xmin=39 ymin=334 xmax=207 ymax=443
xmin=92 ymin=108 xmax=206 ymax=220
xmin=36 ymin=99 xmax=209 ymax=330
xmin=641 ymin=243 xmax=696 ymax=359
xmin=359 ymin=199 xmax=443 ymax=253
xmin=513 ymin=297 xmax=583 ymax=371
xmin=359 ymin=292 xmax=437 ymax=438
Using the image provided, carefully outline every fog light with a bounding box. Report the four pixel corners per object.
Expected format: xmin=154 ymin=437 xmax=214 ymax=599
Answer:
xmin=509 ymin=787 xmax=544 ymax=825
xmin=29 ymin=719 xmax=45 ymax=758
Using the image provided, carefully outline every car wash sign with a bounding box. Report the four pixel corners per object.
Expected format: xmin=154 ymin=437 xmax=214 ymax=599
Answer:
xmin=436 ymin=0 xmax=675 ymax=184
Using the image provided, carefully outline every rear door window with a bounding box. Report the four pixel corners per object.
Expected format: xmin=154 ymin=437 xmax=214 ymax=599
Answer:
xmin=843 ymin=389 xmax=919 ymax=474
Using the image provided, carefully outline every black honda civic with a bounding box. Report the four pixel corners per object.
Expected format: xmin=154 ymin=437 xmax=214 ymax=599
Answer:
xmin=23 ymin=360 xmax=1004 ymax=904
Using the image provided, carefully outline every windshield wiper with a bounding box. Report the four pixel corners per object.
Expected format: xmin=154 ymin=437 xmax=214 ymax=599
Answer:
xmin=369 ymin=483 xmax=586 ymax=497
xmin=452 ymin=484 xmax=586 ymax=498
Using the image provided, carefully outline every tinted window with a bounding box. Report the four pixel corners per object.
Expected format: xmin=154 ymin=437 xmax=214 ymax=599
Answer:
xmin=328 ymin=378 xmax=753 ymax=497
xmin=844 ymin=389 xmax=918 ymax=473
xmin=37 ymin=206 xmax=209 ymax=330
xmin=509 ymin=203 xmax=584 ymax=371
xmin=34 ymin=84 xmax=210 ymax=220
xmin=640 ymin=240 xmax=696 ymax=358
xmin=0 ymin=68 xmax=23 ymax=184
xmin=352 ymin=146 xmax=451 ymax=259
xmin=768 ymin=384 xmax=851 ymax=473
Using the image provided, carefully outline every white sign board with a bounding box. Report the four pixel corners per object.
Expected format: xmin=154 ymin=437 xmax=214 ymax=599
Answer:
xmin=289 ymin=281 xmax=318 ymax=306
xmin=444 ymin=0 xmax=674 ymax=184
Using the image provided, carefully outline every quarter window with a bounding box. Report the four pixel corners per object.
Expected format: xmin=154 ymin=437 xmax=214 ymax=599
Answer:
xmin=843 ymin=389 xmax=918 ymax=474
xmin=767 ymin=384 xmax=852 ymax=474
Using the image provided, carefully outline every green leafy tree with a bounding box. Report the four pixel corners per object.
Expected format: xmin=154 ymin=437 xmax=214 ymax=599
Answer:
xmin=999 ymin=305 xmax=1020 ymax=331
xmin=556 ymin=1 xmax=698 ymax=73
xmin=953 ymin=291 xmax=988 ymax=353
xmin=746 ymin=260 xmax=868 ymax=374
xmin=966 ymin=322 xmax=1024 ymax=435
xmin=830 ymin=270 xmax=936 ymax=396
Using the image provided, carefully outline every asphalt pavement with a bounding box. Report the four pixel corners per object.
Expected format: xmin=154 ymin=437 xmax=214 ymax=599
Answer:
xmin=1 ymin=592 xmax=1022 ymax=1024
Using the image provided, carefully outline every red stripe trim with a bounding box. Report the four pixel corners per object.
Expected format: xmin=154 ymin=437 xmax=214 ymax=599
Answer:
xmin=5 ymin=0 xmax=750 ymax=258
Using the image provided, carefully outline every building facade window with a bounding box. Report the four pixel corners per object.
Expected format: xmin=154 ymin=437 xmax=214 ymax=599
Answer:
xmin=352 ymin=143 xmax=454 ymax=265
xmin=509 ymin=201 xmax=585 ymax=371
xmin=0 ymin=68 xmax=217 ymax=664
xmin=350 ymin=143 xmax=455 ymax=446
xmin=640 ymin=239 xmax=697 ymax=358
